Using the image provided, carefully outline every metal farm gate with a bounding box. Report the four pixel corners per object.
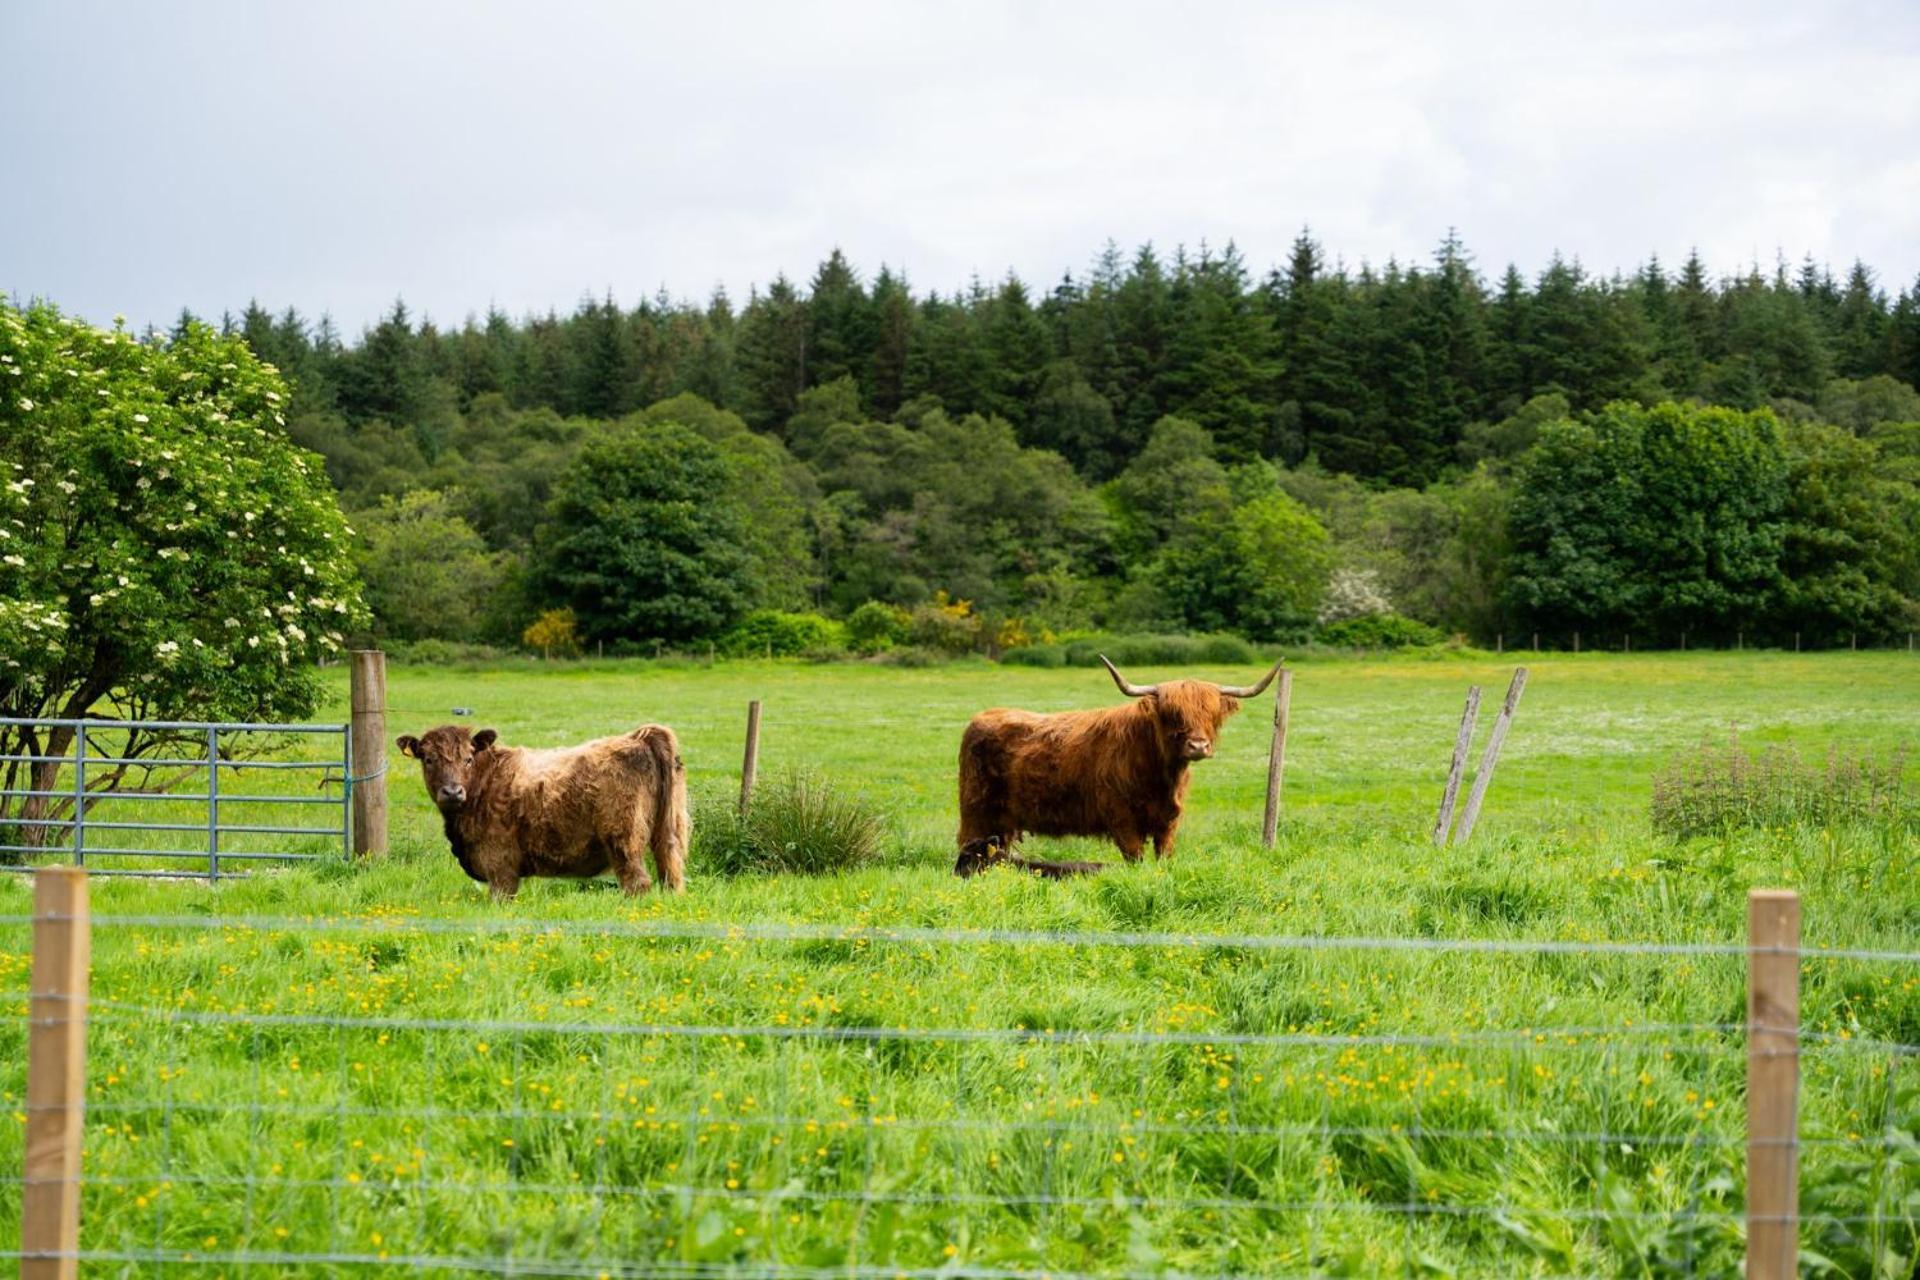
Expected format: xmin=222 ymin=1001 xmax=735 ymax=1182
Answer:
xmin=0 ymin=716 xmax=353 ymax=880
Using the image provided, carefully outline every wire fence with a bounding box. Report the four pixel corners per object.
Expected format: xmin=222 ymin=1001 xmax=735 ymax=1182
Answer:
xmin=3 ymin=902 xmax=1917 ymax=1278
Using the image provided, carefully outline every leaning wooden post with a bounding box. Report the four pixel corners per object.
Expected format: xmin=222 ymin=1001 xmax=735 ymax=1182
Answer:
xmin=1431 ymin=685 xmax=1482 ymax=845
xmin=1259 ymin=668 xmax=1293 ymax=849
xmin=349 ymin=649 xmax=388 ymax=857
xmin=23 ymin=866 xmax=90 ymax=1280
xmin=1452 ymin=667 xmax=1528 ymax=845
xmin=1746 ymin=889 xmax=1800 ymax=1280
xmin=738 ymin=699 xmax=763 ymax=815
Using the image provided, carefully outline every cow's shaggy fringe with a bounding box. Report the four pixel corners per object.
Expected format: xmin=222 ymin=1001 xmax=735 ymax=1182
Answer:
xmin=696 ymin=770 xmax=888 ymax=876
xmin=1650 ymin=733 xmax=1915 ymax=839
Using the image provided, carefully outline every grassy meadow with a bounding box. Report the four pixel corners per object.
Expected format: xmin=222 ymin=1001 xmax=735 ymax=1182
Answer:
xmin=2 ymin=650 xmax=1918 ymax=1277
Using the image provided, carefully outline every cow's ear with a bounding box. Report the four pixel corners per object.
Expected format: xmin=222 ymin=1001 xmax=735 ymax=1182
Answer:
xmin=396 ymin=735 xmax=420 ymax=758
xmin=472 ymin=729 xmax=498 ymax=752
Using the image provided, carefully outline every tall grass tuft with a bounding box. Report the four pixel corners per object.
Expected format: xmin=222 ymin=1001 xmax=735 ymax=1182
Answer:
xmin=1650 ymin=733 xmax=1915 ymax=839
xmin=695 ymin=770 xmax=888 ymax=876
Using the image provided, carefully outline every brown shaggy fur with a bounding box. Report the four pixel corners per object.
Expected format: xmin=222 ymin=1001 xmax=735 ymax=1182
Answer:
xmin=397 ymin=723 xmax=689 ymax=901
xmin=953 ymin=836 xmax=1104 ymax=879
xmin=957 ymin=679 xmax=1246 ymax=862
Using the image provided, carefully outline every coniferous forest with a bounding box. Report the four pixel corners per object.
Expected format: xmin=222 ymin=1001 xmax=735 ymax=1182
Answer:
xmin=194 ymin=231 xmax=1920 ymax=654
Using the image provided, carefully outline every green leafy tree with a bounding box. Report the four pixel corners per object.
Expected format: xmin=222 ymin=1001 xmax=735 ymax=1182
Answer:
xmin=629 ymin=393 xmax=819 ymax=609
xmin=533 ymin=423 xmax=756 ymax=643
xmin=1505 ymin=401 xmax=1789 ymax=641
xmin=1107 ymin=416 xmax=1231 ymax=562
xmin=355 ymin=489 xmax=511 ymax=643
xmin=1777 ymin=420 xmax=1918 ymax=642
xmin=0 ymin=300 xmax=364 ymax=827
xmin=1151 ymin=487 xmax=1333 ymax=639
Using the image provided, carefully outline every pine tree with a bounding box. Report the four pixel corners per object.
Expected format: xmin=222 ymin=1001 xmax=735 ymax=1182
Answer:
xmin=806 ymin=249 xmax=875 ymax=396
xmin=736 ymin=276 xmax=811 ymax=432
xmin=570 ymin=292 xmax=636 ymax=419
xmin=868 ymin=267 xmax=913 ymax=417
xmin=1832 ymin=261 xmax=1888 ymax=379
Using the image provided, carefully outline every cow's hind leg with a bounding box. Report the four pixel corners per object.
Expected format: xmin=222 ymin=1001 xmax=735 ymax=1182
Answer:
xmin=612 ymin=833 xmax=654 ymax=897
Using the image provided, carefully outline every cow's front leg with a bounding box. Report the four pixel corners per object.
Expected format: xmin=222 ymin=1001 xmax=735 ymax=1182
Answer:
xmin=1152 ymin=814 xmax=1182 ymax=860
xmin=1111 ymin=826 xmax=1145 ymax=862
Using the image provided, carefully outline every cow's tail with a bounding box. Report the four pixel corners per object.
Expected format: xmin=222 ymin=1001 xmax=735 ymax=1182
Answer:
xmin=639 ymin=724 xmax=689 ymax=891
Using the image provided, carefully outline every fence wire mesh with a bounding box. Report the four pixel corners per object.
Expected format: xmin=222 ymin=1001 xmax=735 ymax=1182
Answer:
xmin=1 ymin=912 xmax=1916 ymax=1278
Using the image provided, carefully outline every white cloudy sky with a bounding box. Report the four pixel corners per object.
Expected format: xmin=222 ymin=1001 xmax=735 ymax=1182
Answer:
xmin=4 ymin=0 xmax=1917 ymax=334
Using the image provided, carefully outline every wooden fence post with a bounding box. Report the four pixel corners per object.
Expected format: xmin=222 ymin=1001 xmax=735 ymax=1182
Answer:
xmin=1452 ymin=667 xmax=1528 ymax=845
xmin=738 ymin=699 xmax=763 ymax=815
xmin=1431 ymin=686 xmax=1482 ymax=845
xmin=1746 ymin=889 xmax=1800 ymax=1280
xmin=1260 ymin=669 xmax=1293 ymax=850
xmin=349 ymin=650 xmax=388 ymax=857
xmin=22 ymin=866 xmax=90 ymax=1280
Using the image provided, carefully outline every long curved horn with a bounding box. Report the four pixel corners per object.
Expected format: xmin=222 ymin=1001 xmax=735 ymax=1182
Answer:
xmin=1216 ymin=658 xmax=1284 ymax=699
xmin=1099 ymin=655 xmax=1157 ymax=697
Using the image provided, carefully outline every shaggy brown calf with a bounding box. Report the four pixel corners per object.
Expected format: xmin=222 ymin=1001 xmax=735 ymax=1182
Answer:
xmin=957 ymin=656 xmax=1281 ymax=862
xmin=397 ymin=722 xmax=689 ymax=900
xmin=952 ymin=836 xmax=1105 ymax=879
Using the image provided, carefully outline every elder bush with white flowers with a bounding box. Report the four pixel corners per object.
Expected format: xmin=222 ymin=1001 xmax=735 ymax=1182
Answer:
xmin=0 ymin=296 xmax=364 ymax=737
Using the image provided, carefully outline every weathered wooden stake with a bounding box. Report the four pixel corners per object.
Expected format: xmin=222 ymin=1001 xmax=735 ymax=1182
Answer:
xmin=23 ymin=866 xmax=90 ymax=1280
xmin=1794 ymin=632 xmax=1800 ymax=653
xmin=1453 ymin=667 xmax=1528 ymax=845
xmin=349 ymin=650 xmax=388 ymax=857
xmin=1624 ymin=633 xmax=1630 ymax=654
xmin=1531 ymin=632 xmax=1539 ymax=652
xmin=1746 ymin=889 xmax=1800 ymax=1280
xmin=1573 ymin=631 xmax=1581 ymax=654
xmin=1259 ymin=668 xmax=1293 ymax=850
xmin=738 ymin=699 xmax=763 ymax=815
xmin=1431 ymin=685 xmax=1482 ymax=845
xmin=1495 ymin=633 xmax=1503 ymax=654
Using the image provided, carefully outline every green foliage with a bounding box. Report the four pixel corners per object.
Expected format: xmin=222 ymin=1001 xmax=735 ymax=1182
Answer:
xmin=1152 ymin=487 xmax=1333 ymax=640
xmin=1777 ymin=419 xmax=1920 ymax=642
xmin=1317 ymin=613 xmax=1446 ymax=649
xmin=845 ymin=600 xmax=909 ymax=654
xmin=629 ymin=394 xmax=820 ymax=610
xmin=171 ymin=234 xmax=1920 ymax=651
xmin=695 ymin=770 xmax=887 ymax=876
xmin=534 ymin=423 xmax=757 ymax=644
xmin=717 ymin=609 xmax=847 ymax=658
xmin=354 ymin=488 xmax=512 ymax=643
xmin=1505 ymin=401 xmax=1789 ymax=640
xmin=1651 ymin=735 xmax=1916 ymax=839
xmin=0 ymin=298 xmax=363 ymax=725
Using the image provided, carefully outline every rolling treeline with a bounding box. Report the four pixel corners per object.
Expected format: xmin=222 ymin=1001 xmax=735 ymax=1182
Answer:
xmin=190 ymin=231 xmax=1920 ymax=650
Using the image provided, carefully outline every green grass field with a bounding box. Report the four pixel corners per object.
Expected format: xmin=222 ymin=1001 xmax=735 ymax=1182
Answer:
xmin=3 ymin=651 xmax=1917 ymax=1277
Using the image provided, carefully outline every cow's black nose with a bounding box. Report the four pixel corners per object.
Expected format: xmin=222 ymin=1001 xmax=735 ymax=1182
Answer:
xmin=439 ymin=784 xmax=466 ymax=803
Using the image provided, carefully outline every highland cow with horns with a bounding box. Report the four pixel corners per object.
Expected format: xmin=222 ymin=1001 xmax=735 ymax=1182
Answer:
xmin=397 ymin=722 xmax=689 ymax=900
xmin=956 ymin=656 xmax=1282 ymax=862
